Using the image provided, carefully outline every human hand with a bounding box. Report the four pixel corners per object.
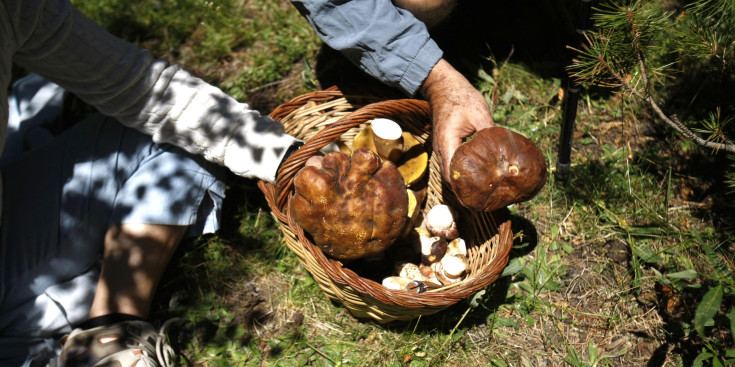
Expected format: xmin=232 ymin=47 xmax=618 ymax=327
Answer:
xmin=419 ymin=59 xmax=495 ymax=181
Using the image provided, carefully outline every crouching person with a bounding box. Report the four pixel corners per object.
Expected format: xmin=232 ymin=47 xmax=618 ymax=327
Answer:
xmin=0 ymin=0 xmax=301 ymax=365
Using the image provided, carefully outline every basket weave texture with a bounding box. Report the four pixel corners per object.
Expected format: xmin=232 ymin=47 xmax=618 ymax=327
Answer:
xmin=257 ymin=86 xmax=513 ymax=324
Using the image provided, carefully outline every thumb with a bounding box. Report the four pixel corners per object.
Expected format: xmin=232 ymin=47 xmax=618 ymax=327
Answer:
xmin=435 ymin=136 xmax=461 ymax=182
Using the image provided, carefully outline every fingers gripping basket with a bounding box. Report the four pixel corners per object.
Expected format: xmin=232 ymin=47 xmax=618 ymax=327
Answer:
xmin=257 ymin=87 xmax=513 ymax=324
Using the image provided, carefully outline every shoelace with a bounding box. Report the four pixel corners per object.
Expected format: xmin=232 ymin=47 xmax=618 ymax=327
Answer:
xmin=154 ymin=318 xmax=180 ymax=367
xmin=115 ymin=319 xmax=180 ymax=367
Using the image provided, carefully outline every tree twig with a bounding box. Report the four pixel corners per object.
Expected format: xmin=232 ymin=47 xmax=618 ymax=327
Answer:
xmin=595 ymin=15 xmax=735 ymax=154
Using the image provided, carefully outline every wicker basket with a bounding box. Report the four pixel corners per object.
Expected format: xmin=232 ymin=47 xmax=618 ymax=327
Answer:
xmin=257 ymin=86 xmax=513 ymax=324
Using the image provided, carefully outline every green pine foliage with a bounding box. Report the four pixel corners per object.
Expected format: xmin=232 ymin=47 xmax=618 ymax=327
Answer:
xmin=569 ymin=0 xmax=735 ymax=193
xmin=570 ymin=3 xmax=735 ymax=364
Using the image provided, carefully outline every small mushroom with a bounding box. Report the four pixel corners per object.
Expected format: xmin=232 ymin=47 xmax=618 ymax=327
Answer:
xmin=395 ymin=262 xmax=426 ymax=281
xmin=424 ymin=204 xmax=459 ymax=240
xmin=371 ymin=118 xmax=404 ymax=162
xmin=415 ymin=227 xmax=447 ymax=264
xmin=419 ymin=263 xmax=442 ymax=286
xmin=419 ymin=263 xmax=434 ymax=278
xmin=432 ymin=255 xmax=470 ymax=285
xmin=441 ymin=254 xmax=470 ymax=278
xmin=446 ymin=238 xmax=467 ymax=257
xmin=382 ymin=276 xmax=410 ymax=290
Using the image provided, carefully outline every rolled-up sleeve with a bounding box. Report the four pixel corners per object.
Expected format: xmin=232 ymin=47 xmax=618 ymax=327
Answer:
xmin=291 ymin=0 xmax=443 ymax=96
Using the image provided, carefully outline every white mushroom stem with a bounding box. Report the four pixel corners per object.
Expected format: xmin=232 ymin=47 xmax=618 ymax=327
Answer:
xmin=431 ymin=262 xmax=459 ymax=285
xmin=440 ymin=254 xmax=469 ymax=278
xmin=382 ymin=276 xmax=410 ymax=290
xmin=371 ymin=118 xmax=404 ymax=162
xmin=424 ymin=204 xmax=459 ymax=240
xmin=431 ymin=254 xmax=469 ymax=285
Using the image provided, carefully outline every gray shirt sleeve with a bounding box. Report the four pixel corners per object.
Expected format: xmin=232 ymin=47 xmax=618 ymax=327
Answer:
xmin=9 ymin=0 xmax=298 ymax=182
xmin=291 ymin=0 xmax=443 ymax=96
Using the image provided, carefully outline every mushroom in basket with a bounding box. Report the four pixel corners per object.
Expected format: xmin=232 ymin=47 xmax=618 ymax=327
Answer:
xmin=352 ymin=118 xmax=428 ymax=187
xmin=289 ymin=148 xmax=409 ymax=260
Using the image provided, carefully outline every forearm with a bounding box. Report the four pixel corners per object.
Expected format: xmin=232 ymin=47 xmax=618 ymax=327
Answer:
xmin=420 ymin=58 xmax=461 ymax=102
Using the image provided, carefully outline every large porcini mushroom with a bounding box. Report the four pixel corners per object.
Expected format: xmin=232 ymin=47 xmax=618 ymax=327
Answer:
xmin=352 ymin=119 xmax=428 ymax=187
xmin=448 ymin=126 xmax=547 ymax=211
xmin=290 ymin=149 xmax=409 ymax=260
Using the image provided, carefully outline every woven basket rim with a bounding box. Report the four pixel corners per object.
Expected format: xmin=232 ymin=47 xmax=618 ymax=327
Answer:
xmin=258 ymin=86 xmax=513 ymax=322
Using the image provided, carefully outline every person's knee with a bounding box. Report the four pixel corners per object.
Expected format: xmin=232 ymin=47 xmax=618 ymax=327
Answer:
xmin=392 ymin=0 xmax=457 ymax=28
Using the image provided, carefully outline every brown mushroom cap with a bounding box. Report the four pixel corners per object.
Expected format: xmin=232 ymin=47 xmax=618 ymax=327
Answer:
xmin=448 ymin=127 xmax=548 ymax=211
xmin=289 ymin=149 xmax=409 ymax=260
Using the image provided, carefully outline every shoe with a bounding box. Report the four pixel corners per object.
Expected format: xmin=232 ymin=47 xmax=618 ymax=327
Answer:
xmin=49 ymin=319 xmax=177 ymax=367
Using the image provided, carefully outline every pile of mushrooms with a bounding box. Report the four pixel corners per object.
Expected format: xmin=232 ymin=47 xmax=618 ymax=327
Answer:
xmin=289 ymin=119 xmax=548 ymax=295
xmin=290 ymin=117 xmax=473 ymax=293
xmin=382 ymin=204 xmax=471 ymax=292
xmin=352 ymin=118 xmax=429 ymax=188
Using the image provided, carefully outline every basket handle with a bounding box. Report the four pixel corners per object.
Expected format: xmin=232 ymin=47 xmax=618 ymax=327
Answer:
xmin=273 ymin=98 xmax=431 ymax=210
xmin=269 ymin=86 xmax=344 ymax=122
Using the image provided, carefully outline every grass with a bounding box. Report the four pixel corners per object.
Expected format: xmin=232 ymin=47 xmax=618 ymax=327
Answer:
xmin=69 ymin=0 xmax=735 ymax=365
xmin=72 ymin=0 xmax=320 ymax=105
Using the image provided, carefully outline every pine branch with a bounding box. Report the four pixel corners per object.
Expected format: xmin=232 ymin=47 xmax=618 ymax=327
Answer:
xmin=603 ymin=56 xmax=735 ymax=153
xmin=591 ymin=8 xmax=735 ymax=154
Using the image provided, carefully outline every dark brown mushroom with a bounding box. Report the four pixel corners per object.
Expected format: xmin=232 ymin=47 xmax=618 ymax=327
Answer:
xmin=414 ymin=227 xmax=448 ymax=264
xmin=448 ymin=127 xmax=548 ymax=211
xmin=289 ymin=149 xmax=409 ymax=260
